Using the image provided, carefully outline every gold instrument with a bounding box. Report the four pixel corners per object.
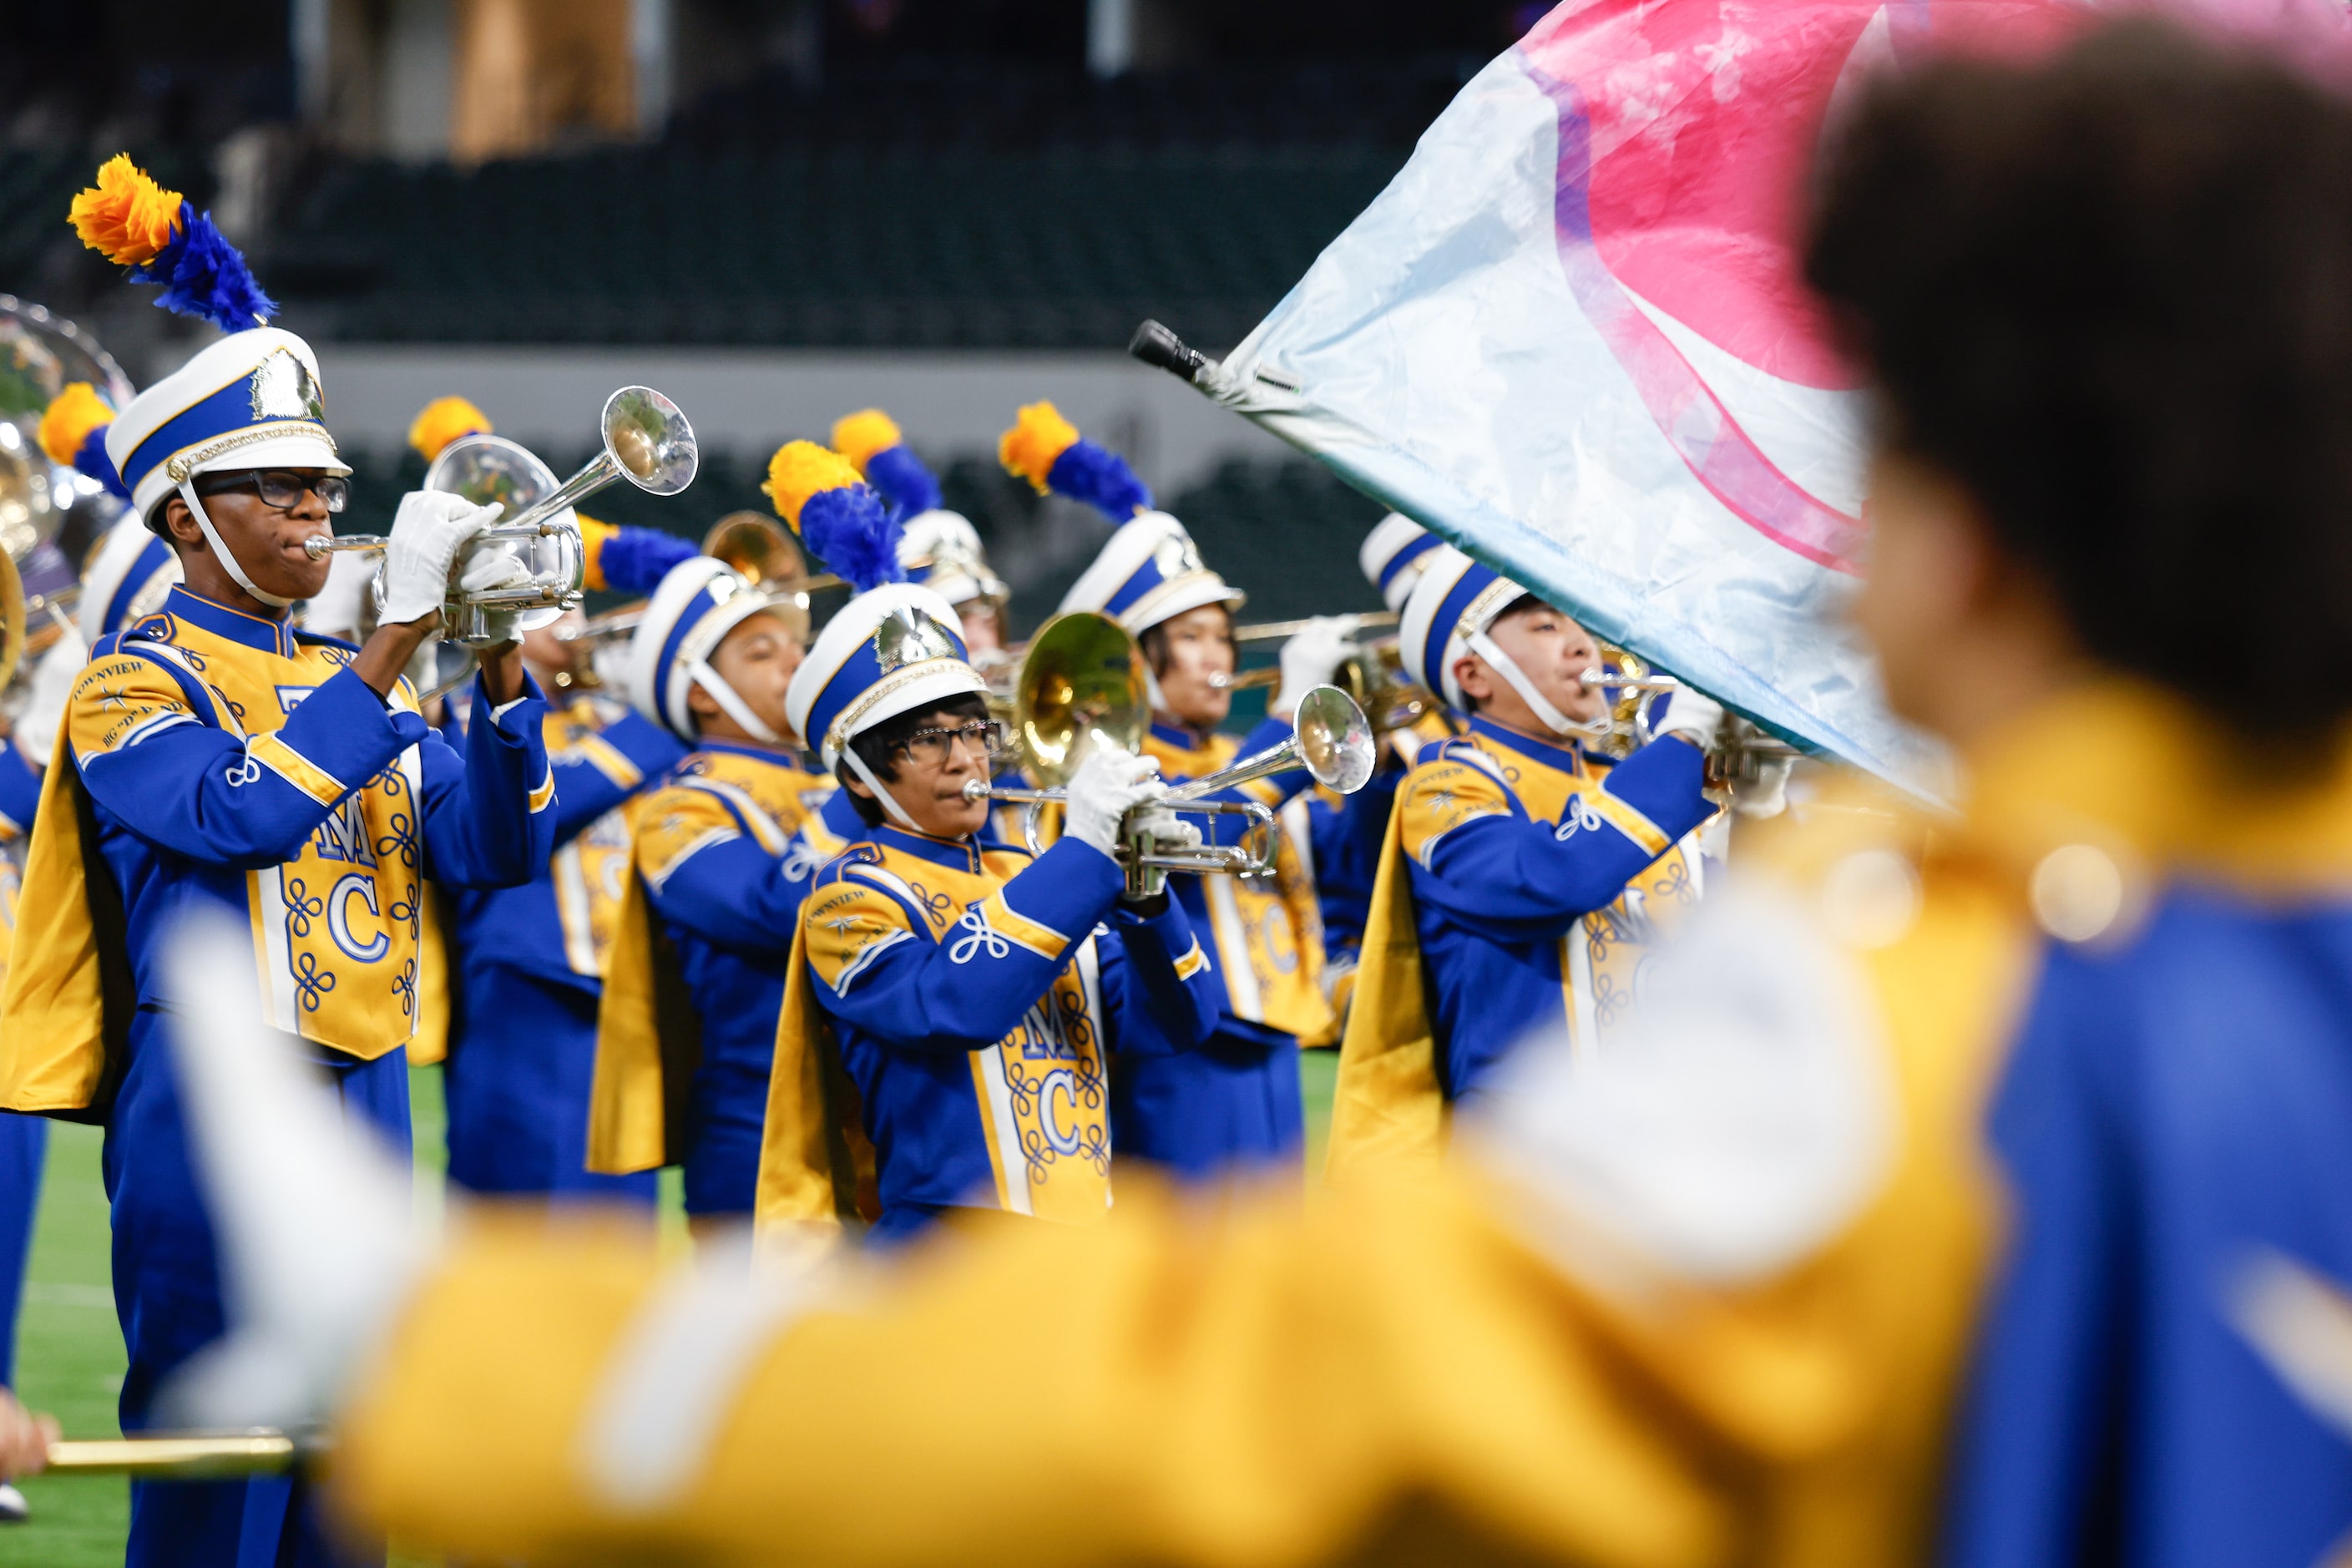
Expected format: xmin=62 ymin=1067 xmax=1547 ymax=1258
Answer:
xmin=1577 ymin=650 xmax=1805 ymax=792
xmin=965 ymin=611 xmax=1376 ymax=898
xmin=44 ymin=1429 xmax=306 ymax=1479
xmin=306 ymin=387 xmax=698 ymax=645
xmin=1208 ymin=613 xmax=1438 ymax=739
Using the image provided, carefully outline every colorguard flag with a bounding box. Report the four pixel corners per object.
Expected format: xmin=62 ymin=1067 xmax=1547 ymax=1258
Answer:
xmin=1176 ymin=0 xmax=2323 ymax=797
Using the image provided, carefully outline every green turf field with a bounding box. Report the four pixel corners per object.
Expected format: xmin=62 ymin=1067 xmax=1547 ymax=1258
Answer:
xmin=0 ymin=1052 xmax=1341 ymax=1566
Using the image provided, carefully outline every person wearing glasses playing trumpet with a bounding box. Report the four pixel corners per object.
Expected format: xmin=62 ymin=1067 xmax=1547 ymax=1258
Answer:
xmin=584 ymin=444 xmax=851 ymax=1231
xmin=0 ymin=159 xmax=555 ymax=1568
xmin=756 ymin=449 xmax=1222 ymax=1246
xmin=1001 ymin=402 xmax=1352 ymax=1183
xmin=1325 ymin=547 xmax=1722 ymax=1174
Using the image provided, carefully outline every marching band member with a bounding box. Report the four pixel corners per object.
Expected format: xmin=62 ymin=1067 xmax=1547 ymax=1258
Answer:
xmin=1324 ymin=546 xmax=1720 ymax=1172
xmin=830 ymin=408 xmax=1013 ymax=656
xmin=0 ymin=155 xmax=554 ymax=1567
xmin=1004 ymin=402 xmax=1348 ymax=1181
xmin=584 ymin=443 xmax=843 ymax=1229
xmin=401 ymin=397 xmax=700 ymax=1207
xmin=0 ymin=397 xmax=177 ymax=1523
xmin=97 ymin=24 xmax=2352 ymax=1563
xmin=1307 ymin=513 xmax=1458 ymax=1023
xmin=757 ymin=457 xmax=1222 ymax=1244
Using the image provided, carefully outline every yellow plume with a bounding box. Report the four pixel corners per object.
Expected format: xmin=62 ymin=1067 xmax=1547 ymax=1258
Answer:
xmin=407 ymin=397 xmax=493 ymax=463
xmin=829 ymin=409 xmax=903 ymax=475
xmin=38 ymin=383 xmax=115 ymax=468
xmin=999 ymin=401 xmax=1080 ymax=494
xmin=68 ymin=154 xmax=184 ymax=268
xmin=763 ymin=441 xmax=862 ymax=532
xmin=576 ymin=514 xmax=617 ymax=593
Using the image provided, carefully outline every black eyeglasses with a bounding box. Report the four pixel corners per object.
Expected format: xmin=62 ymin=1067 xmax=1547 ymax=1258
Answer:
xmin=890 ymin=720 xmax=1009 ymax=769
xmin=195 ymin=469 xmax=350 ymax=514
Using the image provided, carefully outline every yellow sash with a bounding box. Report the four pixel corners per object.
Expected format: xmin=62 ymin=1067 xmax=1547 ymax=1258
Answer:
xmin=1324 ymin=798 xmax=1447 ymax=1178
xmin=0 ymin=756 xmax=128 ymax=1116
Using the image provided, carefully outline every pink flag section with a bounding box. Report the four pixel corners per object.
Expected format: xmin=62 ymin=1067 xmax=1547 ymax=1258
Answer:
xmin=1207 ymin=0 xmax=2344 ymax=795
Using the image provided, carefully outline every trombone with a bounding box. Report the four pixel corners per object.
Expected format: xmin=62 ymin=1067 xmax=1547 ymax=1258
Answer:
xmin=964 ymin=611 xmax=1375 ymax=899
xmin=306 ymin=387 xmax=697 ymax=645
xmin=43 ymin=1429 xmax=309 ymax=1479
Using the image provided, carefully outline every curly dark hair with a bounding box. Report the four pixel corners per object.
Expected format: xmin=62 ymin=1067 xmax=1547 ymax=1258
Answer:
xmin=1805 ymin=18 xmax=2352 ymax=747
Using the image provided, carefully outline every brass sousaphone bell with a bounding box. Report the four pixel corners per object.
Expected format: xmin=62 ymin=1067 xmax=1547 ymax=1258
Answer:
xmin=968 ymin=610 xmax=1377 ymax=898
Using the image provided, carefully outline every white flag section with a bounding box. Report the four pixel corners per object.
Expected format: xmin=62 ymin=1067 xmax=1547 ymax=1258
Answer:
xmin=1192 ymin=0 xmax=2101 ymax=799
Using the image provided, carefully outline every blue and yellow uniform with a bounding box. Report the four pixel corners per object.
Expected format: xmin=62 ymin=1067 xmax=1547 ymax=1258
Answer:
xmin=589 ymin=739 xmax=837 ymax=1219
xmin=335 ymin=680 xmax=2352 ymax=1568
xmin=0 ymin=738 xmax=39 ymax=1399
xmin=440 ymin=691 xmax=684 ymax=1201
xmin=1 ymin=583 xmax=551 ymax=1559
xmin=1327 ymin=544 xmax=1720 ymax=1171
xmin=765 ymin=822 xmax=1222 ymax=1242
xmin=1125 ymin=717 xmax=1334 ymax=1175
xmin=1328 ymin=716 xmax=1712 ymax=1167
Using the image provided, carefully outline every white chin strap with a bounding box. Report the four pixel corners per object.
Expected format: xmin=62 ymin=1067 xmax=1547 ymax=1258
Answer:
xmin=688 ymin=662 xmax=781 ymax=746
xmin=1466 ymin=629 xmax=1611 ymax=741
xmin=838 ymin=743 xmax=923 ymax=832
xmin=1143 ymin=665 xmax=1168 ymax=711
xmin=177 ymin=480 xmax=295 ymax=609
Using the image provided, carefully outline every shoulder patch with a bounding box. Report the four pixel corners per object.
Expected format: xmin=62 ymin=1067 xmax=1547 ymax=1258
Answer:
xmin=802 ymin=876 xmax=920 ymax=994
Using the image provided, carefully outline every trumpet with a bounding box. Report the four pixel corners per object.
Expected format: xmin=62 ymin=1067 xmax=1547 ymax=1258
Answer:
xmin=306 ymin=387 xmax=697 ymax=645
xmin=963 ymin=611 xmax=1375 ymax=899
xmin=1230 ymin=609 xmax=1399 ymax=645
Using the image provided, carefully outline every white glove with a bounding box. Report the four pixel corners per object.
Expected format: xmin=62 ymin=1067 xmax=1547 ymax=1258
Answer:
xmin=1062 ymin=750 xmax=1167 ymax=859
xmin=1651 ymin=686 xmax=1725 ymax=750
xmin=378 ymin=493 xmax=503 ymax=628
xmin=455 ymin=544 xmax=531 ymax=645
xmin=1272 ymin=616 xmax=1355 ymax=716
xmin=17 ymin=626 xmax=89 ymax=768
xmin=1125 ymin=805 xmax=1202 ymax=854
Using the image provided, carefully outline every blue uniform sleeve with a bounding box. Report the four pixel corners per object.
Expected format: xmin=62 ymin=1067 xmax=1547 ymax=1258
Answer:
xmin=416 ymin=671 xmax=557 ymax=888
xmin=0 ymin=741 xmax=42 ymax=837
xmin=69 ymin=653 xmax=422 ymax=868
xmin=545 ymin=711 xmax=683 ymax=847
xmin=1098 ymin=895 xmax=1222 ymax=1057
xmin=643 ymin=833 xmax=815 ymax=958
xmin=802 ymin=839 xmax=1127 ymax=1055
xmin=1404 ymin=737 xmax=1712 ymax=941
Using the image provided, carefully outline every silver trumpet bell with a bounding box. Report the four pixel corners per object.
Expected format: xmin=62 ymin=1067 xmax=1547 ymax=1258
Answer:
xmin=306 ymin=386 xmax=698 ymax=646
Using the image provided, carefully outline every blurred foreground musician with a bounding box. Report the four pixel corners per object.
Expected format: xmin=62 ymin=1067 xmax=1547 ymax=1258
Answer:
xmin=408 ymin=397 xmax=704 ymax=1206
xmin=0 ymin=158 xmax=554 ymax=1568
xmin=1323 ymin=546 xmax=1722 ymax=1172
xmin=1004 ymin=402 xmax=1349 ymax=1181
xmin=36 ymin=22 xmax=2352 ymax=1566
xmin=584 ymin=444 xmax=842 ymax=1230
xmin=756 ymin=465 xmax=1222 ymax=1243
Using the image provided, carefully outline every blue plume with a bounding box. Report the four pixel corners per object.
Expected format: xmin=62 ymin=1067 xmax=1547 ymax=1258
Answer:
xmin=801 ymin=485 xmax=906 ymax=594
xmin=135 ymin=204 xmax=277 ymax=333
xmin=73 ymin=427 xmax=130 ymax=500
xmin=1047 ymin=439 xmax=1151 ymax=522
xmin=599 ymin=527 xmax=699 ymax=596
xmin=862 ymin=444 xmax=943 ymax=518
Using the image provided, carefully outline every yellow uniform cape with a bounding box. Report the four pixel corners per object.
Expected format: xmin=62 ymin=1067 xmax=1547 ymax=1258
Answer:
xmin=750 ymin=922 xmax=878 ymax=1235
xmin=1326 ymin=799 xmax=1445 ymax=1173
xmin=0 ymin=750 xmax=133 ymax=1118
xmin=582 ymin=862 xmax=702 ymax=1175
